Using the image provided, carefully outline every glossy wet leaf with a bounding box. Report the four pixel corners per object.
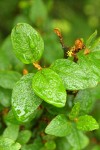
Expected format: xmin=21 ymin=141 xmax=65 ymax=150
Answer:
xmin=50 ymin=59 xmax=98 ymax=90
xmin=11 ymin=23 xmax=44 ymax=64
xmin=3 ymin=124 xmax=19 ymax=141
xmin=0 ymin=87 xmax=11 ymax=107
xmin=78 ymin=53 xmax=100 ymax=83
xmin=67 ymin=125 xmax=89 ymax=150
xmin=17 ymin=130 xmax=32 ymax=144
xmin=0 ymin=71 xmax=21 ymax=89
xmin=0 ymin=137 xmax=21 ymax=150
xmin=12 ymin=73 xmax=42 ymax=122
xmin=32 ymin=68 xmax=66 ymax=107
xmin=69 ymin=102 xmax=80 ymax=120
xmin=45 ymin=114 xmax=71 ymax=137
xmin=76 ymin=115 xmax=99 ymax=131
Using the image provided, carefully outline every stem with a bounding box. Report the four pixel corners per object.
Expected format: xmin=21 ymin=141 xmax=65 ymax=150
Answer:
xmin=33 ymin=62 xmax=42 ymax=70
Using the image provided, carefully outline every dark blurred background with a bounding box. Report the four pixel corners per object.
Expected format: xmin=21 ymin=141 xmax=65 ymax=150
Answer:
xmin=0 ymin=0 xmax=100 ymax=42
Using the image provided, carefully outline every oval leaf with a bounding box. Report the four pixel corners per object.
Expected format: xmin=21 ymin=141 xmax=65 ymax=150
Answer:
xmin=50 ymin=59 xmax=92 ymax=90
xmin=12 ymin=73 xmax=42 ymax=122
xmin=50 ymin=59 xmax=98 ymax=90
xmin=76 ymin=115 xmax=99 ymax=131
xmin=11 ymin=23 xmax=44 ymax=64
xmin=32 ymin=68 xmax=66 ymax=107
xmin=45 ymin=114 xmax=71 ymax=137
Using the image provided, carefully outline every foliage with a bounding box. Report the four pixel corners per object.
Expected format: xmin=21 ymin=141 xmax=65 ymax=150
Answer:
xmin=0 ymin=0 xmax=100 ymax=150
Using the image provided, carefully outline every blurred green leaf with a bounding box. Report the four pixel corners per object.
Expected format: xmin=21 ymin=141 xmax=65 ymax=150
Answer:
xmin=88 ymin=37 xmax=100 ymax=53
xmin=67 ymin=125 xmax=89 ymax=150
xmin=45 ymin=114 xmax=71 ymax=137
xmin=0 ymin=137 xmax=21 ymax=150
xmin=0 ymin=50 xmax=11 ymax=70
xmin=92 ymin=145 xmax=100 ymax=150
xmin=74 ymin=83 xmax=100 ymax=116
xmin=4 ymin=110 xmax=22 ymax=125
xmin=76 ymin=115 xmax=99 ymax=131
xmin=86 ymin=30 xmax=97 ymax=48
xmin=0 ymin=71 xmax=21 ymax=89
xmin=0 ymin=87 xmax=11 ymax=107
xmin=13 ymin=15 xmax=30 ymax=26
xmin=69 ymin=102 xmax=80 ymax=120
xmin=32 ymin=68 xmax=66 ymax=108
xmin=1 ymin=35 xmax=24 ymax=71
xmin=44 ymin=141 xmax=56 ymax=150
xmin=12 ymin=73 xmax=42 ymax=122
xmin=3 ymin=124 xmax=19 ymax=141
xmin=42 ymin=33 xmax=64 ymax=65
xmin=17 ymin=130 xmax=31 ymax=145
xmin=56 ymin=137 xmax=73 ymax=150
xmin=21 ymin=137 xmax=43 ymax=150
xmin=11 ymin=23 xmax=44 ymax=64
xmin=29 ymin=0 xmax=47 ymax=25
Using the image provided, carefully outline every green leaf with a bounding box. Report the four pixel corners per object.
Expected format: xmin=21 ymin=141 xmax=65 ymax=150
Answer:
xmin=1 ymin=35 xmax=24 ymax=71
xmin=44 ymin=102 xmax=67 ymax=115
xmin=77 ymin=53 xmax=100 ymax=87
xmin=74 ymin=89 xmax=97 ymax=114
xmin=0 ymin=87 xmax=11 ymax=107
xmin=90 ymin=83 xmax=100 ymax=100
xmin=44 ymin=141 xmax=56 ymax=150
xmin=45 ymin=114 xmax=71 ymax=137
xmin=0 ymin=51 xmax=11 ymax=70
xmin=42 ymin=32 xmax=64 ymax=65
xmin=4 ymin=110 xmax=22 ymax=125
xmin=3 ymin=124 xmax=19 ymax=141
xmin=29 ymin=0 xmax=47 ymax=24
xmin=12 ymin=73 xmax=42 ymax=122
xmin=11 ymin=23 xmax=44 ymax=64
xmin=69 ymin=102 xmax=80 ymax=120
xmin=21 ymin=137 xmax=43 ymax=150
xmin=56 ymin=137 xmax=73 ymax=150
xmin=50 ymin=59 xmax=97 ymax=90
xmin=92 ymin=145 xmax=100 ymax=150
xmin=90 ymin=37 xmax=100 ymax=53
xmin=86 ymin=30 xmax=97 ymax=48
xmin=17 ymin=130 xmax=32 ymax=144
xmin=0 ymin=71 xmax=21 ymax=89
xmin=67 ymin=125 xmax=89 ymax=150
xmin=32 ymin=68 xmax=66 ymax=107
xmin=76 ymin=115 xmax=99 ymax=131
xmin=0 ymin=137 xmax=21 ymax=150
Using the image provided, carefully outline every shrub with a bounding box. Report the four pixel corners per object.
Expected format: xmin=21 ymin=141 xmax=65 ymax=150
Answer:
xmin=0 ymin=22 xmax=100 ymax=150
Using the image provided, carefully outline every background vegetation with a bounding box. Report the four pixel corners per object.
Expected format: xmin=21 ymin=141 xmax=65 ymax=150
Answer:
xmin=0 ymin=0 xmax=100 ymax=150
